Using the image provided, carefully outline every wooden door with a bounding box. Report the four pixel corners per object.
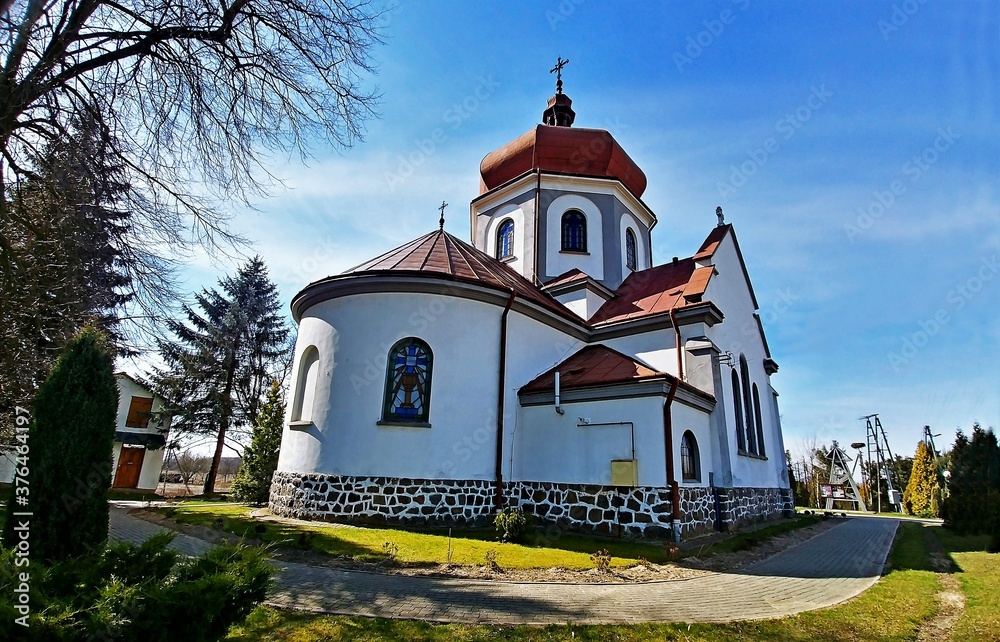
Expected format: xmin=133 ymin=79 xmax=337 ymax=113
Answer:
xmin=113 ymin=446 xmax=145 ymax=488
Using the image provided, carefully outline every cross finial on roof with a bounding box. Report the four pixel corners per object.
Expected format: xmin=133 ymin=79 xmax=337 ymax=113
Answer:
xmin=716 ymin=206 xmax=725 ymax=227
xmin=550 ymin=57 xmax=569 ymax=94
xmin=438 ymin=201 xmax=448 ymax=230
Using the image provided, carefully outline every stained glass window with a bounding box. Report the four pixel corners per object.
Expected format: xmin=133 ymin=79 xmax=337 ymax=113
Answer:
xmin=625 ymin=228 xmax=637 ymax=271
xmin=496 ymin=219 xmax=515 ymax=259
xmin=561 ymin=210 xmax=587 ymax=252
xmin=383 ymin=338 xmax=432 ymax=423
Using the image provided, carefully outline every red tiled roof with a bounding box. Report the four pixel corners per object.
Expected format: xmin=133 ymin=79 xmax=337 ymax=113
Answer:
xmin=519 ymin=345 xmax=670 ymax=394
xmin=694 ymin=224 xmax=730 ymax=260
xmin=479 ymin=125 xmax=647 ymax=198
xmin=541 ymin=268 xmax=589 ymax=290
xmin=345 ymin=229 xmax=582 ymax=324
xmin=588 ymin=226 xmax=729 ymax=325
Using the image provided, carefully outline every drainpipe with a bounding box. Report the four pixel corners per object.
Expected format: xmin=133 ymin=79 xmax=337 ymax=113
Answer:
xmin=663 ymin=378 xmax=681 ymax=542
xmin=554 ymin=371 xmax=565 ymax=415
xmin=669 ymin=308 xmax=684 ymax=381
xmin=494 ymin=289 xmax=516 ymax=509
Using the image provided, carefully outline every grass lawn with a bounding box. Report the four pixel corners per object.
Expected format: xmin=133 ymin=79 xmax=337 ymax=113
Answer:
xmin=223 ymin=521 xmax=941 ymax=641
xmin=156 ymin=503 xmax=820 ymax=570
xmin=934 ymin=530 xmax=998 ymax=641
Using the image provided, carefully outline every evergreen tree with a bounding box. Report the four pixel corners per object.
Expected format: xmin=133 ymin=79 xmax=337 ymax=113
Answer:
xmin=0 ymin=115 xmax=138 ymax=444
xmin=152 ymin=257 xmax=290 ymax=493
xmin=231 ymin=381 xmax=286 ymax=505
xmin=942 ymin=424 xmax=1000 ymax=535
xmin=3 ymin=328 xmax=118 ymax=561
xmin=903 ymin=441 xmax=938 ymax=518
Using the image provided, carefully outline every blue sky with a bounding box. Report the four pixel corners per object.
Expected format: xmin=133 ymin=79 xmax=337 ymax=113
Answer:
xmin=175 ymin=0 xmax=999 ymax=458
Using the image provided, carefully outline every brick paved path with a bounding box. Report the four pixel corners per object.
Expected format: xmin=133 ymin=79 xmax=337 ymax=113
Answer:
xmin=109 ymin=505 xmax=898 ymax=624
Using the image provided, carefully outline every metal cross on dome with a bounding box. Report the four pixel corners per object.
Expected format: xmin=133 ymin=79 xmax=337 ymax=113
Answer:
xmin=438 ymin=200 xmax=448 ymax=230
xmin=550 ymin=57 xmax=569 ymax=94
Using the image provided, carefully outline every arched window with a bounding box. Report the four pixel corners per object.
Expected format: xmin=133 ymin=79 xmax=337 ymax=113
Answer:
xmin=496 ymin=219 xmax=515 ymax=260
xmin=625 ymin=228 xmax=637 ymax=271
xmin=731 ymin=369 xmax=746 ymax=452
xmin=752 ymin=383 xmax=766 ymax=457
xmin=291 ymin=346 xmax=320 ymax=423
xmin=561 ymin=210 xmax=587 ymax=252
xmin=740 ymin=355 xmax=757 ymax=454
xmin=382 ymin=338 xmax=433 ymax=423
xmin=681 ymin=431 xmax=700 ymax=481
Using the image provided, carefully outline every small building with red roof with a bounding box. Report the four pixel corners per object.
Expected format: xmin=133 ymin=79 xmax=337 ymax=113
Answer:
xmin=271 ymin=81 xmax=793 ymax=540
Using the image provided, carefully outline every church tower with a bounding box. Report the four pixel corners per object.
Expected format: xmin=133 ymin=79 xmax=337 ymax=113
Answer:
xmin=470 ymin=61 xmax=657 ymax=319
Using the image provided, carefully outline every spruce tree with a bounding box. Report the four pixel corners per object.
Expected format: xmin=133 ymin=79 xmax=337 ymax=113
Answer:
xmin=231 ymin=381 xmax=286 ymax=505
xmin=152 ymin=257 xmax=290 ymax=493
xmin=903 ymin=441 xmax=938 ymax=518
xmin=3 ymin=328 xmax=118 ymax=561
xmin=943 ymin=424 xmax=1000 ymax=534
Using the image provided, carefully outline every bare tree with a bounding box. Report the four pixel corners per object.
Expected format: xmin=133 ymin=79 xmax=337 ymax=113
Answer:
xmin=0 ymin=0 xmax=381 ymax=440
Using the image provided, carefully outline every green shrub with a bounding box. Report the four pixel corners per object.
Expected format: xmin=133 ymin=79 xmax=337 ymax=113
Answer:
xmin=231 ymin=381 xmax=285 ymax=505
xmin=494 ymin=506 xmax=529 ymax=543
xmin=0 ymin=533 xmax=271 ymax=641
xmin=3 ymin=327 xmax=118 ymax=562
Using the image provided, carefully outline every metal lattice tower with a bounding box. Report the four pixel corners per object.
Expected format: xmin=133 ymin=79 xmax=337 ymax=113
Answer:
xmin=825 ymin=441 xmax=867 ymax=511
xmin=862 ymin=414 xmax=902 ymax=513
xmin=923 ymin=425 xmax=945 ymax=471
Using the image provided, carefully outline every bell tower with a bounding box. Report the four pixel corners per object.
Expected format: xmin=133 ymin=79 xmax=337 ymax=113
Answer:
xmin=471 ymin=62 xmax=656 ymax=302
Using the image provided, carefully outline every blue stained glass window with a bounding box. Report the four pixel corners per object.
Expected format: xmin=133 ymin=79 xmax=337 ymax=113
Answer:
xmin=496 ymin=219 xmax=514 ymax=259
xmin=383 ymin=338 xmax=433 ymax=423
xmin=561 ymin=210 xmax=587 ymax=252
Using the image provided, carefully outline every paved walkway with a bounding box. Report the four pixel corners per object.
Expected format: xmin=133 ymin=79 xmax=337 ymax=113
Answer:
xmin=109 ymin=505 xmax=898 ymax=625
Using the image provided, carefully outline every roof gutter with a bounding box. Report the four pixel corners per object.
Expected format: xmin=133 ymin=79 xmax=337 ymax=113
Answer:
xmin=663 ymin=378 xmax=682 ymax=542
xmin=494 ymin=289 xmax=517 ymax=509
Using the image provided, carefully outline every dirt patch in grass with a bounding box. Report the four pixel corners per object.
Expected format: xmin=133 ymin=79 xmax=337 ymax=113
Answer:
xmin=915 ymin=527 xmax=966 ymax=642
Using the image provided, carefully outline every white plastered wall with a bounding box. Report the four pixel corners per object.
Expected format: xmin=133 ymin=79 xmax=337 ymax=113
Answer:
xmin=277 ymin=292 xmax=506 ymax=481
xmin=701 ymin=233 xmax=784 ymax=489
xmin=515 ymin=396 xmax=667 ymax=486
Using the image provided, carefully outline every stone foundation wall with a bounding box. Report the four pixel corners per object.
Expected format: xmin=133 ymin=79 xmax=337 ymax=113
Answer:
xmin=504 ymin=481 xmax=675 ymax=538
xmin=718 ymin=486 xmax=795 ymax=529
xmin=269 ymin=471 xmax=495 ymax=526
xmin=269 ymin=471 xmax=793 ymax=539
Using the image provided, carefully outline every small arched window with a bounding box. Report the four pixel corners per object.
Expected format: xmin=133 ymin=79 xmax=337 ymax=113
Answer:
xmin=382 ymin=338 xmax=433 ymax=424
xmin=561 ymin=210 xmax=587 ymax=252
xmin=681 ymin=431 xmax=700 ymax=482
xmin=625 ymin=228 xmax=637 ymax=271
xmin=740 ymin=354 xmax=757 ymax=454
xmin=752 ymin=383 xmax=766 ymax=457
xmin=731 ymin=369 xmax=746 ymax=452
xmin=496 ymin=219 xmax=515 ymax=260
xmin=291 ymin=346 xmax=320 ymax=423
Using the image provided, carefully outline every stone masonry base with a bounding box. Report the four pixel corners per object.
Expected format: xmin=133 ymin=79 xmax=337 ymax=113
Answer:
xmin=269 ymin=471 xmax=794 ymax=539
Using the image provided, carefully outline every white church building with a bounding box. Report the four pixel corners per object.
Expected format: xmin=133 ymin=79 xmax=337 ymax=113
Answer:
xmin=270 ymin=83 xmax=794 ymax=539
